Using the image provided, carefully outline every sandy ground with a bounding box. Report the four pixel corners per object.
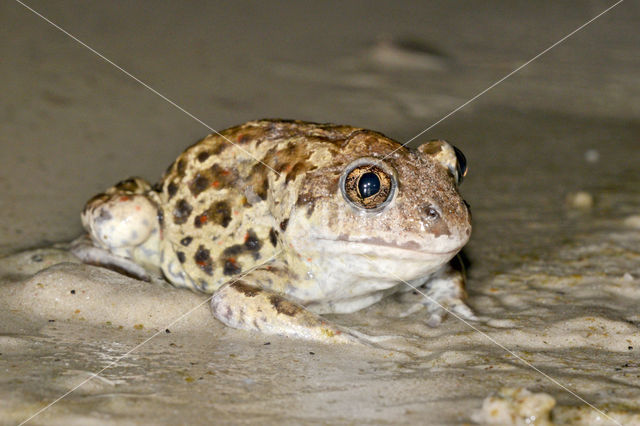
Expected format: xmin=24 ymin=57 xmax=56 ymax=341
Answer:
xmin=1 ymin=1 xmax=639 ymax=424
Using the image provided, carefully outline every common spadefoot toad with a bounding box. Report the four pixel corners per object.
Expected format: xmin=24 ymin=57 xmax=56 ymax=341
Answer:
xmin=72 ymin=119 xmax=474 ymax=343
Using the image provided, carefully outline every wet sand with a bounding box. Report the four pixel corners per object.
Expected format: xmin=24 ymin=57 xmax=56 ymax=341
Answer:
xmin=1 ymin=1 xmax=639 ymax=424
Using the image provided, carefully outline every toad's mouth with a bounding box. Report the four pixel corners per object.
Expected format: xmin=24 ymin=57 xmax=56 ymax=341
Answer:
xmin=312 ymin=236 xmax=463 ymax=259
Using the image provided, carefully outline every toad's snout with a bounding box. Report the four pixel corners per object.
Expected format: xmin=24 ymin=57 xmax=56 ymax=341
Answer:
xmin=419 ymin=197 xmax=471 ymax=243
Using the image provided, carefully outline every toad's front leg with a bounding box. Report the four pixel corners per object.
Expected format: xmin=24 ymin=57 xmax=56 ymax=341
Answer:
xmin=210 ymin=265 xmax=361 ymax=344
xmin=399 ymin=260 xmax=476 ymax=327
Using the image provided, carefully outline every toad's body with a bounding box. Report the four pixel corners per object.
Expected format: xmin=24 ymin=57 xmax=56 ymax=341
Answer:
xmin=74 ymin=120 xmax=474 ymax=343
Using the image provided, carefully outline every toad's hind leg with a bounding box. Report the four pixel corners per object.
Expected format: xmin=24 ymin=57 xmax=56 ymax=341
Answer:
xmin=210 ymin=262 xmax=398 ymax=345
xmin=71 ymin=177 xmax=163 ymax=282
xmin=211 ymin=280 xmax=362 ymax=344
xmin=209 ymin=258 xmax=390 ymax=344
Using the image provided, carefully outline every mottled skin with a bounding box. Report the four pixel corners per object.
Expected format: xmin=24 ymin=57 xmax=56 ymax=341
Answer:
xmin=73 ymin=120 xmax=474 ymax=343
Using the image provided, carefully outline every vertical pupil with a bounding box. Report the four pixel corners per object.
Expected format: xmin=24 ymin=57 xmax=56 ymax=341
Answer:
xmin=358 ymin=172 xmax=380 ymax=198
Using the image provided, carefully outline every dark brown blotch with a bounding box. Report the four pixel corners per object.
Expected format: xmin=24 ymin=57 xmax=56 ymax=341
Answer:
xmin=189 ymin=174 xmax=210 ymax=197
xmin=263 ymin=264 xmax=285 ymax=275
xmin=223 ymin=258 xmax=242 ymax=276
xmin=194 ymin=201 xmax=232 ymax=229
xmin=194 ymin=245 xmax=214 ymax=276
xmin=285 ymin=162 xmax=308 ymax=184
xmin=209 ymin=164 xmax=235 ymax=189
xmin=269 ymin=228 xmax=278 ymax=247
xmin=248 ymin=163 xmax=269 ymax=201
xmin=176 ymin=251 xmax=186 ymax=263
xmin=189 ymin=164 xmax=235 ymax=197
xmin=222 ymin=244 xmax=244 ymax=257
xmin=210 ymin=201 xmax=232 ymax=227
xmin=269 ymin=295 xmax=302 ymax=317
xmin=220 ymin=230 xmax=261 ymax=260
xmin=296 ymin=192 xmax=316 ymax=218
xmin=237 ymin=133 xmax=252 ymax=143
xmin=230 ymin=281 xmax=260 ymax=297
xmin=211 ymin=140 xmax=227 ymax=155
xmin=176 ymin=159 xmax=187 ymax=176
xmin=180 ymin=236 xmax=193 ymax=246
xmin=114 ymin=178 xmax=139 ymax=192
xmin=244 ymin=229 xmax=262 ymax=251
xmin=193 ymin=213 xmax=206 ymax=228
xmin=173 ymin=199 xmax=192 ymax=225
xmin=279 ymin=219 xmax=289 ymax=232
xmin=197 ymin=151 xmax=210 ymax=162
xmin=167 ymin=181 xmax=178 ymax=199
xmin=262 ymin=142 xmax=316 ymax=185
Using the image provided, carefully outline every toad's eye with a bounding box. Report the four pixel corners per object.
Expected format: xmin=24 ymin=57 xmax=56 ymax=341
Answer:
xmin=453 ymin=145 xmax=467 ymax=184
xmin=341 ymin=162 xmax=395 ymax=211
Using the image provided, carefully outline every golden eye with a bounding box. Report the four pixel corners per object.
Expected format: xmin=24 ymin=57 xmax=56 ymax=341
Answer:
xmin=342 ymin=163 xmax=394 ymax=210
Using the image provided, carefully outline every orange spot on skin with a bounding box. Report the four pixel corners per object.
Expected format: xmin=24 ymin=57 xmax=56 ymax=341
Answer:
xmin=119 ymin=196 xmax=131 ymax=202
xmin=244 ymin=233 xmax=250 ymax=242
xmin=233 ymin=210 xmax=239 ymax=215
xmin=198 ymin=214 xmax=208 ymax=225
xmin=220 ymin=169 xmax=230 ymax=176
xmin=307 ymin=258 xmax=312 ymax=262
xmin=212 ymin=181 xmax=220 ymax=188
xmin=135 ymin=206 xmax=141 ymax=211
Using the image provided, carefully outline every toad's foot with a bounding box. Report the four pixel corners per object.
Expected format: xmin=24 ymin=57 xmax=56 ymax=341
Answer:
xmin=70 ymin=234 xmax=165 ymax=285
xmin=211 ymin=280 xmax=379 ymax=344
xmin=398 ymin=263 xmax=476 ymax=327
xmin=71 ymin=234 xmax=149 ymax=281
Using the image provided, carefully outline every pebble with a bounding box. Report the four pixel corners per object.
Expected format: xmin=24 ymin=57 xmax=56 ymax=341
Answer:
xmin=623 ymin=215 xmax=640 ymax=229
xmin=584 ymin=149 xmax=600 ymax=163
xmin=566 ymin=191 xmax=594 ymax=209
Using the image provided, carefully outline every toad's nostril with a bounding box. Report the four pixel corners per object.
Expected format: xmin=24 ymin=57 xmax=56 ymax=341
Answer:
xmin=424 ymin=205 xmax=440 ymax=221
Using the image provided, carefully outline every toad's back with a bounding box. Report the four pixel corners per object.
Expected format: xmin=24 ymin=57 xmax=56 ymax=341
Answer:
xmin=158 ymin=120 xmax=363 ymax=292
